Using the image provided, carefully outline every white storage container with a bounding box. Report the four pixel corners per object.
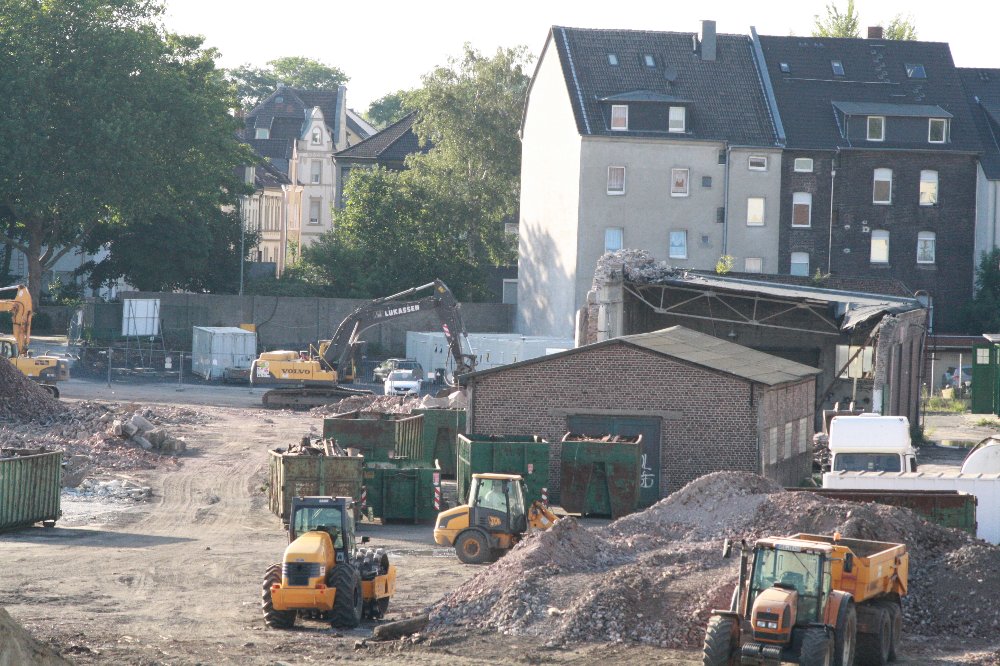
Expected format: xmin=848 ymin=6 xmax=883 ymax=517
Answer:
xmin=405 ymin=332 xmax=573 ymax=376
xmin=191 ymin=327 xmax=257 ymax=380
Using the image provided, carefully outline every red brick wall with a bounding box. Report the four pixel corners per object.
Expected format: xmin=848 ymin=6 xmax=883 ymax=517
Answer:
xmin=468 ymin=342 xmax=814 ymax=498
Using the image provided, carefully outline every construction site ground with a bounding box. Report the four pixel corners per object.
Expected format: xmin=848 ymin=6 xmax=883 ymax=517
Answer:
xmin=2 ymin=378 xmax=999 ymax=664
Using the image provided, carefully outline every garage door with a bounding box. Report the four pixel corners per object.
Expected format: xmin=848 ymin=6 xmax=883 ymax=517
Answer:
xmin=566 ymin=415 xmax=661 ymax=507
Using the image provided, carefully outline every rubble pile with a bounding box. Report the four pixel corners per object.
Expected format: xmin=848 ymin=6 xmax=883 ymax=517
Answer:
xmin=0 ymin=605 xmax=67 ymax=665
xmin=592 ymin=249 xmax=678 ymax=290
xmin=310 ymin=390 xmax=468 ymax=416
xmin=428 ymin=471 xmax=1000 ymax=647
xmin=0 ymin=356 xmax=65 ymax=422
xmin=65 ymin=477 xmax=153 ymax=502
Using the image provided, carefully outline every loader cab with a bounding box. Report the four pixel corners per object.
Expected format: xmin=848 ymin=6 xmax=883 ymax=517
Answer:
xmin=746 ymin=540 xmax=832 ymax=644
xmin=469 ymin=474 xmax=528 ymax=535
xmin=288 ymin=496 xmax=365 ymax=558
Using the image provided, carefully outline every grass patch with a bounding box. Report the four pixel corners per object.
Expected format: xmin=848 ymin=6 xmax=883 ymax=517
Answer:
xmin=924 ymin=396 xmax=969 ymax=414
xmin=976 ymin=417 xmax=1000 ymax=428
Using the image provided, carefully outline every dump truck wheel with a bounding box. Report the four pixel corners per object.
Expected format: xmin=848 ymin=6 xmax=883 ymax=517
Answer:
xmin=329 ymin=565 xmax=363 ymax=628
xmin=456 ymin=531 xmax=491 ymax=565
xmin=857 ymin=608 xmax=891 ymax=666
xmin=878 ymin=601 xmax=902 ymax=662
xmin=800 ymin=627 xmax=834 ymax=666
xmin=834 ymin=600 xmax=857 ymax=666
xmin=261 ymin=564 xmax=295 ymax=629
xmin=702 ymin=614 xmax=738 ymax=666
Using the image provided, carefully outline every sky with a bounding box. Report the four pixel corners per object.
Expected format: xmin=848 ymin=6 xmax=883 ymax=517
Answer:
xmin=161 ymin=0 xmax=1000 ymax=112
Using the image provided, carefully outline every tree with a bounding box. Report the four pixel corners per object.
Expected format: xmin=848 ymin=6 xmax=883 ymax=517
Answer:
xmin=963 ymin=249 xmax=1000 ymax=334
xmin=884 ymin=14 xmax=918 ymax=40
xmin=228 ymin=57 xmax=348 ymax=110
xmin=365 ymin=90 xmax=412 ymax=129
xmin=0 ymin=0 xmax=255 ymax=303
xmin=814 ymin=0 xmax=861 ymax=37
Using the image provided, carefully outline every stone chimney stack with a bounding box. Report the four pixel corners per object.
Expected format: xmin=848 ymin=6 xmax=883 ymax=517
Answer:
xmin=868 ymin=26 xmax=884 ymax=39
xmin=701 ymin=20 xmax=717 ymax=61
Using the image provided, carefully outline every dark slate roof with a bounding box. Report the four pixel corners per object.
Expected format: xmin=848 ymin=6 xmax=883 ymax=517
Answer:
xmin=831 ymin=101 xmax=951 ymax=118
xmin=757 ymin=35 xmax=981 ymax=152
xmin=333 ymin=112 xmax=427 ymax=163
xmin=243 ymin=86 xmax=343 ymax=166
xmin=958 ymin=68 xmax=1000 ymax=179
xmin=254 ymin=158 xmax=291 ymax=188
xmin=550 ymin=26 xmax=777 ymax=145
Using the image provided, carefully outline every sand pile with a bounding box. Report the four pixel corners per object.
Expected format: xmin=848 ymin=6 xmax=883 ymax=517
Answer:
xmin=0 ymin=356 xmax=65 ymax=422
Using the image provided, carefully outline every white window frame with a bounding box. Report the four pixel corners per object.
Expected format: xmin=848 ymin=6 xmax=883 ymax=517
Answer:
xmin=870 ymin=230 xmax=890 ymax=264
xmin=748 ymin=155 xmax=768 ymax=171
xmin=793 ymin=158 xmax=814 ymax=173
xmin=873 ymin=168 xmax=893 ymax=205
xmin=604 ymin=227 xmax=623 ymax=253
xmin=643 ymin=54 xmax=656 ymax=67
xmin=831 ymin=60 xmax=845 ymax=76
xmin=311 ymin=160 xmax=322 ymax=185
xmin=928 ymin=118 xmax=948 ymax=144
xmin=668 ymin=106 xmax=686 ymax=133
xmin=920 ymin=170 xmax=938 ymax=206
xmin=311 ymin=128 xmax=322 ymax=145
xmin=607 ymin=166 xmax=626 ymax=195
xmin=917 ymin=231 xmax=936 ymax=264
xmin=668 ymin=230 xmax=687 ymax=259
xmin=790 ymin=252 xmax=810 ymax=276
xmin=744 ymin=257 xmax=763 ymax=273
xmin=867 ymin=116 xmax=885 ymax=142
xmin=670 ymin=168 xmax=689 ymax=197
xmin=611 ymin=105 xmax=628 ymax=131
xmin=255 ymin=128 xmax=269 ymax=140
xmin=746 ymin=197 xmax=765 ymax=226
xmin=308 ymin=198 xmax=322 ymax=225
xmin=502 ymin=279 xmax=519 ymax=305
xmin=792 ymin=192 xmax=812 ymax=228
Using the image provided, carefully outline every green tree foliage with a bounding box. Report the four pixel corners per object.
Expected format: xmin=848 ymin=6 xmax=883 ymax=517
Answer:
xmin=0 ymin=0 xmax=255 ymax=302
xmin=365 ymin=90 xmax=412 ymax=129
xmin=228 ymin=56 xmax=349 ymax=110
xmin=813 ymin=1 xmax=917 ymax=40
xmin=963 ymin=249 xmax=1000 ymax=334
xmin=884 ymin=15 xmax=918 ymax=40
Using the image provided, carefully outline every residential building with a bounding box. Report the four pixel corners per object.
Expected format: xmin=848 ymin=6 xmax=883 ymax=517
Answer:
xmin=346 ymin=108 xmax=377 ymax=146
xmin=958 ymin=68 xmax=1000 ymax=272
xmin=332 ymin=112 xmax=427 ymax=209
xmin=517 ymin=23 xmax=780 ymax=337
xmin=238 ymin=160 xmax=302 ymax=276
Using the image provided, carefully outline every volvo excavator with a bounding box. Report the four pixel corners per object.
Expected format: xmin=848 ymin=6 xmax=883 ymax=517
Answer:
xmin=0 ymin=284 xmax=69 ymax=397
xmin=250 ymin=279 xmax=477 ymax=408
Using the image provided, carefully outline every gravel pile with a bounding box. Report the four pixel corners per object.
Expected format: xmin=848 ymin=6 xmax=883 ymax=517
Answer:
xmin=0 ymin=356 xmax=66 ymax=421
xmin=428 ymin=471 xmax=1000 ymax=647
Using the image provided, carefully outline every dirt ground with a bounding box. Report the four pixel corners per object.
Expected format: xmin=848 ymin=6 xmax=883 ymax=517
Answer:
xmin=1 ymin=379 xmax=999 ymax=664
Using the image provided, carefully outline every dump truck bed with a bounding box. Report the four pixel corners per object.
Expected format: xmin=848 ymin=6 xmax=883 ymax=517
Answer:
xmin=790 ymin=532 xmax=908 ymax=602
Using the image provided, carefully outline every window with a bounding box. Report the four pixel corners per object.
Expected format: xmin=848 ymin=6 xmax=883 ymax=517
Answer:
xmin=784 ymin=422 xmax=794 ymax=459
xmin=748 ymin=155 xmax=768 ymax=171
xmin=668 ymin=231 xmax=687 ymax=259
xmin=309 ymin=199 xmax=321 ymax=225
xmin=718 ymin=150 xmax=727 ymax=165
xmin=929 ymin=118 xmax=948 ymax=143
xmin=255 ymin=128 xmax=270 ymax=140
xmin=870 ymin=230 xmax=889 ymax=263
xmin=311 ymin=161 xmax=322 ymax=184
xmin=873 ymin=168 xmax=893 ymax=204
xmin=744 ymin=257 xmax=763 ymax=273
xmin=668 ymin=106 xmax=686 ymax=133
xmin=906 ymin=63 xmax=926 ymax=79
xmin=607 ymin=166 xmax=626 ymax=195
xmin=608 ymin=53 xmax=619 ymax=66
xmin=502 ymin=279 xmax=518 ymax=305
xmin=702 ymin=176 xmax=713 ymax=188
xmin=979 ymin=348 xmax=991 ymax=365
xmin=867 ymin=116 xmax=885 ymax=142
xmin=917 ymin=231 xmax=936 ymax=264
xmin=792 ymin=192 xmax=812 ymax=228
xmin=604 ymin=227 xmax=623 ymax=253
xmin=746 ymin=197 xmax=765 ymax=226
xmin=790 ymin=252 xmax=809 ymax=276
xmin=794 ymin=158 xmax=814 ymax=173
xmin=831 ymin=60 xmax=845 ymax=76
xmin=311 ymin=128 xmax=322 ymax=145
xmin=670 ymin=168 xmax=689 ymax=197
xmin=643 ymin=54 xmax=656 ymax=67
xmin=780 ymin=62 xmax=790 ymax=73
xmin=798 ymin=417 xmax=810 ymax=454
xmin=611 ymin=105 xmax=628 ymax=130
xmin=920 ymin=170 xmax=938 ymax=206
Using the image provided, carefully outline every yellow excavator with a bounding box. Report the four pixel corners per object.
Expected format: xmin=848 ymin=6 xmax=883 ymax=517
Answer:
xmin=433 ymin=473 xmax=560 ymax=564
xmin=262 ymin=496 xmax=396 ymax=629
xmin=0 ymin=284 xmax=69 ymax=397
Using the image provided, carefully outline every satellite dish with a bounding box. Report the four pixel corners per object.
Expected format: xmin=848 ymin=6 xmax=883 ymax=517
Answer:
xmin=663 ymin=66 xmax=677 ymax=82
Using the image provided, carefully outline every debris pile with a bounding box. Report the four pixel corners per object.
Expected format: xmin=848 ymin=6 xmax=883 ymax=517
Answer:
xmin=0 ymin=356 xmax=65 ymax=422
xmin=109 ymin=410 xmax=187 ymax=454
xmin=0 ymin=605 xmax=68 ymax=665
xmin=592 ymin=249 xmax=678 ymax=290
xmin=65 ymin=477 xmax=153 ymax=502
xmin=428 ymin=471 xmax=1000 ymax=647
xmin=311 ymin=390 xmax=468 ymax=416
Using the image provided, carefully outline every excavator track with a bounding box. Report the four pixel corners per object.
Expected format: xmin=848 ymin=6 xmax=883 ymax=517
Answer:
xmin=260 ymin=386 xmax=374 ymax=410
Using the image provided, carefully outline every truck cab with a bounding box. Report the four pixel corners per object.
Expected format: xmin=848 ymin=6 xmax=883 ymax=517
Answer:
xmin=828 ymin=414 xmax=917 ymax=474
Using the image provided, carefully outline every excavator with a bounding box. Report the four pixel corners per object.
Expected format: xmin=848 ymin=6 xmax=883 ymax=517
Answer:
xmin=434 ymin=473 xmax=560 ymax=564
xmin=0 ymin=284 xmax=69 ymax=397
xmin=250 ymin=279 xmax=477 ymax=408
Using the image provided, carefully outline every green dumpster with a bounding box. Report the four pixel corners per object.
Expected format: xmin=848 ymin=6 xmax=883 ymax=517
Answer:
xmin=412 ymin=408 xmax=466 ymax=475
xmin=456 ymin=434 xmax=549 ymax=506
xmin=559 ymin=434 xmax=641 ymax=519
xmin=363 ymin=464 xmax=439 ymax=523
xmin=0 ymin=449 xmax=62 ymax=530
xmin=322 ymin=411 xmax=424 ymax=463
xmin=268 ymin=449 xmax=364 ymax=523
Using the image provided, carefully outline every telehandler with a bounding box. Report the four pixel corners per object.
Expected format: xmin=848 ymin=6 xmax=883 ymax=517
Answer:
xmin=262 ymin=496 xmax=396 ymax=629
xmin=433 ymin=473 xmax=560 ymax=564
xmin=703 ymin=533 xmax=907 ymax=666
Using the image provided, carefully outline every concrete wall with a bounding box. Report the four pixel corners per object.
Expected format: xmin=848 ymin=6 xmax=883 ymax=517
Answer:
xmin=726 ymin=147 xmax=783 ymax=274
xmin=974 ymin=164 xmax=1000 ymax=276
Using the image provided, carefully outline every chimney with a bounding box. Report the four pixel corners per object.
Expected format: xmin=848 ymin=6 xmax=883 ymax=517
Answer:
xmin=701 ymin=20 xmax=717 ymax=61
xmin=868 ymin=26 xmax=884 ymax=39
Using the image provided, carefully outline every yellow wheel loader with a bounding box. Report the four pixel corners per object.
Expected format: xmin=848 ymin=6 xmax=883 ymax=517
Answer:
xmin=262 ymin=496 xmax=396 ymax=629
xmin=703 ymin=533 xmax=908 ymax=666
xmin=0 ymin=284 xmax=69 ymax=396
xmin=433 ymin=473 xmax=559 ymax=564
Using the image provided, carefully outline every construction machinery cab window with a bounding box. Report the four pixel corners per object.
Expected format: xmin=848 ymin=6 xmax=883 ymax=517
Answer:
xmin=473 ymin=477 xmax=526 ymax=529
xmin=833 ymin=452 xmax=902 ymax=473
xmin=0 ymin=339 xmax=16 ymax=358
xmin=750 ymin=547 xmax=828 ymax=623
xmin=292 ymin=505 xmax=352 ymax=550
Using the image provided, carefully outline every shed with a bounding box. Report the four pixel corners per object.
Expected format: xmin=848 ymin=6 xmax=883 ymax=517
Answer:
xmin=191 ymin=327 xmax=257 ymax=380
xmin=464 ymin=325 xmax=821 ymax=504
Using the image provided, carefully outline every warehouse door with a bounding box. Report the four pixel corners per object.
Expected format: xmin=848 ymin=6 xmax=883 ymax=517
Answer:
xmin=566 ymin=415 xmax=661 ymax=507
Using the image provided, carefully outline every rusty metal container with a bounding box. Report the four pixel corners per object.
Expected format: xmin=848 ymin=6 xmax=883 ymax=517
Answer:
xmin=322 ymin=411 xmax=424 ymax=463
xmin=0 ymin=449 xmax=62 ymax=531
xmin=412 ymin=408 xmax=466 ymax=475
xmin=267 ymin=449 xmax=364 ymax=523
xmin=559 ymin=434 xmax=641 ymax=519
xmin=456 ymin=434 xmax=550 ymax=505
xmin=790 ymin=487 xmax=977 ymax=534
xmin=362 ymin=465 xmax=439 ymax=524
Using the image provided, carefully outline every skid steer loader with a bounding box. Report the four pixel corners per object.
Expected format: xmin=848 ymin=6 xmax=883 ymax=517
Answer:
xmin=261 ymin=496 xmax=396 ymax=629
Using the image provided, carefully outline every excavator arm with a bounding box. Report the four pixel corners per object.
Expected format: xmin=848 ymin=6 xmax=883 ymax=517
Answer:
xmin=0 ymin=284 xmax=33 ymax=356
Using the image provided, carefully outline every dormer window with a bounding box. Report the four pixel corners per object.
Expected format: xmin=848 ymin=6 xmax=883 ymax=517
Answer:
xmin=312 ymin=128 xmax=322 ymax=145
xmin=867 ymin=116 xmax=885 ymax=142
xmin=831 ymin=60 xmax=845 ymax=76
xmin=643 ymin=54 xmax=656 ymax=68
xmin=905 ymin=63 xmax=926 ymax=79
xmin=668 ymin=106 xmax=686 ymax=133
xmin=780 ymin=62 xmax=790 ymax=73
xmin=928 ymin=118 xmax=948 ymax=143
xmin=255 ymin=128 xmax=270 ymax=140
xmin=608 ymin=54 xmax=619 ymax=66
xmin=611 ymin=105 xmax=628 ymax=131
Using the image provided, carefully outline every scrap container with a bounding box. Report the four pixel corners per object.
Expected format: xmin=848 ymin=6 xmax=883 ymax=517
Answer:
xmin=322 ymin=411 xmax=424 ymax=464
xmin=559 ymin=434 xmax=641 ymax=519
xmin=363 ymin=464 xmax=439 ymax=524
xmin=456 ymin=434 xmax=549 ymax=506
xmin=0 ymin=449 xmax=62 ymax=531
xmin=412 ymin=407 xmax=466 ymax=475
xmin=268 ymin=449 xmax=363 ymax=523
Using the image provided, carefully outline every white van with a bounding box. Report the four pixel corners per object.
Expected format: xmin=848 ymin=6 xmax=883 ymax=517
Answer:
xmin=828 ymin=414 xmax=917 ymax=473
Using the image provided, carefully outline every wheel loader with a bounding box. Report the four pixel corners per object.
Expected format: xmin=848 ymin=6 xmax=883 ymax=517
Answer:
xmin=433 ymin=473 xmax=559 ymax=564
xmin=261 ymin=496 xmax=396 ymax=629
xmin=703 ymin=533 xmax=908 ymax=666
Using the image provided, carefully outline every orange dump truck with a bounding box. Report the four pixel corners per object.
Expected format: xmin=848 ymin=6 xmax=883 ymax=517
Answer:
xmin=703 ymin=533 xmax=908 ymax=666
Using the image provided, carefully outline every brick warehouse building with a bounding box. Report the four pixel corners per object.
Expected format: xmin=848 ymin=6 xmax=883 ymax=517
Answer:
xmin=464 ymin=326 xmax=820 ymax=505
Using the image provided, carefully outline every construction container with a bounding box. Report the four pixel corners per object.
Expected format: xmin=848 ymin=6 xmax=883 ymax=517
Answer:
xmin=412 ymin=408 xmax=466 ymax=475
xmin=363 ymin=464 xmax=439 ymax=523
xmin=792 ymin=487 xmax=977 ymax=535
xmin=192 ymin=326 xmax=257 ymax=380
xmin=267 ymin=449 xmax=364 ymax=523
xmin=322 ymin=412 xmax=424 ymax=464
xmin=0 ymin=449 xmax=61 ymax=531
xmin=456 ymin=434 xmax=549 ymax=506
xmin=559 ymin=434 xmax=641 ymax=519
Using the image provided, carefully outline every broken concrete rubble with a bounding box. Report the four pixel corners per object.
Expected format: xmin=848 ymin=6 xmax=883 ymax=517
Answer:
xmin=310 ymin=390 xmax=468 ymax=416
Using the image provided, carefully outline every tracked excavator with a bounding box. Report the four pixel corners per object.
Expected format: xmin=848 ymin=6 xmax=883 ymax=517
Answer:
xmin=250 ymin=279 xmax=477 ymax=408
xmin=0 ymin=284 xmax=69 ymax=397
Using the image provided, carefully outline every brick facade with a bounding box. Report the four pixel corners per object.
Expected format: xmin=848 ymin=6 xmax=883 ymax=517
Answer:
xmin=467 ymin=343 xmax=814 ymax=500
